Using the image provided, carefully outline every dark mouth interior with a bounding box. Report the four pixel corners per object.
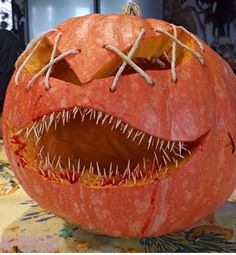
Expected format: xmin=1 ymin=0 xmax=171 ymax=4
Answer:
xmin=14 ymin=108 xmax=201 ymax=186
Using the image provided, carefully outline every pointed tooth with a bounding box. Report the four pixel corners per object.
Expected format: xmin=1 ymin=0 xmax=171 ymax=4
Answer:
xmin=133 ymin=131 xmax=142 ymax=141
xmin=81 ymin=166 xmax=85 ymax=176
xmin=179 ymin=141 xmax=182 ymax=155
xmin=72 ymin=106 xmax=78 ymax=114
xmin=143 ymin=158 xmax=146 ymax=171
xmin=122 ymin=168 xmax=128 ymax=179
xmin=72 ymin=166 xmax=76 ymax=182
xmin=81 ymin=109 xmax=87 ymax=122
xmin=123 ymin=124 xmax=129 ymax=133
xmin=138 ymin=133 xmax=145 ymax=146
xmin=89 ymin=162 xmax=93 ymax=174
xmin=162 ymin=148 xmax=171 ymax=162
xmin=173 ymin=149 xmax=185 ymax=159
xmin=166 ymin=141 xmax=170 ymax=150
xmin=109 ymin=162 xmax=113 ymax=178
xmin=56 ymin=155 xmax=61 ymax=168
xmin=175 ymin=159 xmax=178 ymax=168
xmin=66 ymin=111 xmax=70 ymax=122
xmin=15 ymin=129 xmax=23 ymax=136
xmin=66 ymin=170 xmax=71 ymax=181
xmin=48 ymin=112 xmax=55 ymax=127
xmin=73 ymin=107 xmax=79 ymax=118
xmin=51 ymin=154 xmax=57 ymax=166
xmin=162 ymin=155 xmax=168 ymax=166
xmin=96 ymin=161 xmax=102 ymax=177
xmin=148 ymin=136 xmax=153 ymax=150
xmin=139 ymin=170 xmax=144 ymax=181
xmin=42 ymin=115 xmax=46 ymax=122
xmin=77 ymin=159 xmax=81 ymax=173
xmin=142 ymin=175 xmax=147 ymax=183
xmin=170 ymin=141 xmax=175 ymax=152
xmin=58 ymin=163 xmax=64 ymax=175
xmin=115 ymin=165 xmax=119 ymax=176
xmin=101 ymin=113 xmax=110 ymax=125
xmin=93 ymin=110 xmax=97 ymax=120
xmin=159 ymin=140 xmax=164 ymax=151
xmin=68 ymin=157 xmax=71 ymax=170
xmin=89 ymin=109 xmax=94 ymax=120
xmin=127 ymin=128 xmax=134 ymax=139
xmin=33 ymin=127 xmax=39 ymax=140
xmin=154 ymin=151 xmax=159 ymax=165
xmin=86 ymin=108 xmax=93 ymax=115
xmin=132 ymin=172 xmax=137 ymax=184
xmin=96 ymin=111 xmax=103 ymax=125
xmin=115 ymin=119 xmax=121 ymax=129
xmin=108 ymin=116 xmax=114 ymax=124
xmin=103 ymin=168 xmax=107 ymax=179
xmin=38 ymin=145 xmax=44 ymax=156
xmin=62 ymin=111 xmax=66 ymax=126
xmin=39 ymin=168 xmax=46 ymax=176
xmin=118 ymin=179 xmax=124 ymax=185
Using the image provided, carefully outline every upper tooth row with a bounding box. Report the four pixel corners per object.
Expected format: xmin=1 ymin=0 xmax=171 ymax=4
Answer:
xmin=19 ymin=106 xmax=189 ymax=154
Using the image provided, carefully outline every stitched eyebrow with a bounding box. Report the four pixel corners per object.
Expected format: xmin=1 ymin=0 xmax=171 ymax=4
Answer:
xmin=15 ymin=30 xmax=80 ymax=90
xmin=15 ymin=23 xmax=205 ymax=92
xmin=105 ymin=28 xmax=154 ymax=92
xmin=105 ymin=24 xmax=204 ymax=91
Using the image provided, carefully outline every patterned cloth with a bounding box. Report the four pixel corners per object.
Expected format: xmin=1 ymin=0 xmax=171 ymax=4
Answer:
xmin=0 ymin=140 xmax=236 ymax=252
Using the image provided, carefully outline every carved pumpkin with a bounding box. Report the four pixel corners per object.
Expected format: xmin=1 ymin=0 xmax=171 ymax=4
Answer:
xmin=2 ymin=3 xmax=236 ymax=237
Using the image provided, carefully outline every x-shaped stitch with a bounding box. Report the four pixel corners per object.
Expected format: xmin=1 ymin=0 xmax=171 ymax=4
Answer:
xmin=105 ymin=29 xmax=154 ymax=92
xmin=15 ymin=30 xmax=79 ymax=91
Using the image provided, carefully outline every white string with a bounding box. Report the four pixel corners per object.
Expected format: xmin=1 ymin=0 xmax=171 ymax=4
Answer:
xmin=15 ymin=29 xmax=58 ymax=68
xmin=110 ymin=29 xmax=145 ymax=92
xmin=105 ymin=45 xmax=154 ymax=87
xmin=26 ymin=50 xmax=79 ymax=90
xmin=15 ymin=40 xmax=41 ymax=85
xmin=171 ymin=24 xmax=177 ymax=83
xmin=152 ymin=58 xmax=166 ymax=68
xmin=163 ymin=52 xmax=171 ymax=64
xmin=44 ymin=32 xmax=63 ymax=90
xmin=15 ymin=29 xmax=58 ymax=85
xmin=155 ymin=27 xmax=204 ymax=65
xmin=177 ymin=25 xmax=204 ymax=52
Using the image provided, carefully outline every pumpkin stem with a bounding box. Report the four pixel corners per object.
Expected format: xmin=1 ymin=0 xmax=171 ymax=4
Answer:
xmin=121 ymin=2 xmax=142 ymax=17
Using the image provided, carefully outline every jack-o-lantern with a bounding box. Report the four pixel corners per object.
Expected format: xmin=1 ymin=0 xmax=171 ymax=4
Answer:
xmin=2 ymin=3 xmax=236 ymax=237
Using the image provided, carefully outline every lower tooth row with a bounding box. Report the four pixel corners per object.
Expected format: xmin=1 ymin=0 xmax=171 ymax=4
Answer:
xmin=35 ymin=148 xmax=186 ymax=185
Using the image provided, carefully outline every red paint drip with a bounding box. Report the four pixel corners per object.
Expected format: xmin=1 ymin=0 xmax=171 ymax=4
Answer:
xmin=11 ymin=135 xmax=27 ymax=168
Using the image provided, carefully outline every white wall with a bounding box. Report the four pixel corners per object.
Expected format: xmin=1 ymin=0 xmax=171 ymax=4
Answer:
xmin=27 ymin=0 xmax=94 ymax=40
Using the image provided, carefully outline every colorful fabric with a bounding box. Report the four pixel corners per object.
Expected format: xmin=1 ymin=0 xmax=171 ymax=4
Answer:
xmin=0 ymin=140 xmax=236 ymax=252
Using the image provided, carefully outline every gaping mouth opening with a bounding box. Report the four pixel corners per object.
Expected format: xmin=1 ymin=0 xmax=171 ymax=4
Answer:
xmin=12 ymin=107 xmax=202 ymax=187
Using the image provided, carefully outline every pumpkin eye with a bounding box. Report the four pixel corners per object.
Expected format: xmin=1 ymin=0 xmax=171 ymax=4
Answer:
xmin=20 ymin=38 xmax=81 ymax=86
xmin=17 ymin=107 xmax=204 ymax=186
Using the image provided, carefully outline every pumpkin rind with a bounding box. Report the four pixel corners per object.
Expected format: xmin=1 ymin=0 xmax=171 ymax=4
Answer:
xmin=3 ymin=13 xmax=236 ymax=237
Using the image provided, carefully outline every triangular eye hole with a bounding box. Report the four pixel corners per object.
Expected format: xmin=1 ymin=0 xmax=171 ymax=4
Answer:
xmin=50 ymin=58 xmax=81 ymax=85
xmin=21 ymin=38 xmax=81 ymax=86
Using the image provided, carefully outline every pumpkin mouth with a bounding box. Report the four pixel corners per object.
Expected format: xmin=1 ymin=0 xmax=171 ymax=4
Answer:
xmin=12 ymin=107 xmax=203 ymax=187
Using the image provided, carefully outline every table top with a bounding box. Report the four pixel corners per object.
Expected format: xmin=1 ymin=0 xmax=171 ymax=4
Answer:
xmin=0 ymin=140 xmax=236 ymax=252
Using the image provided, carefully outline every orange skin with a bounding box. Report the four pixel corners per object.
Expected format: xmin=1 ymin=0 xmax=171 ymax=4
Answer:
xmin=3 ymin=15 xmax=236 ymax=237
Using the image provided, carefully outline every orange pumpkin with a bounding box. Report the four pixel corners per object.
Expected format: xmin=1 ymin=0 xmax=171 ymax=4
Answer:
xmin=2 ymin=4 xmax=236 ymax=237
